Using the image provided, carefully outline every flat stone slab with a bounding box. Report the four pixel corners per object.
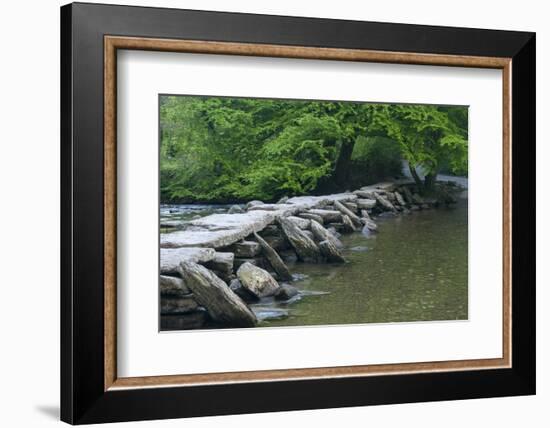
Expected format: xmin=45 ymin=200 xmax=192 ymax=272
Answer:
xmin=160 ymin=192 xmax=357 ymax=250
xmin=160 ymin=247 xmax=216 ymax=274
xmin=161 ymin=211 xmax=277 ymax=248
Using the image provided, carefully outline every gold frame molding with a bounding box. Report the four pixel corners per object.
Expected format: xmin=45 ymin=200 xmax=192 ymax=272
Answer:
xmin=104 ymin=35 xmax=512 ymax=391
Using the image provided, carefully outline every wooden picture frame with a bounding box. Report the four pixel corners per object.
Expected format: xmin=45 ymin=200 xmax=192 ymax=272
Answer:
xmin=61 ymin=2 xmax=535 ymax=424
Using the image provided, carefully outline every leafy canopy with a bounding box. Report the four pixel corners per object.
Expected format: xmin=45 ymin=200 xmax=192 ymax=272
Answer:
xmin=160 ymin=96 xmax=468 ymax=203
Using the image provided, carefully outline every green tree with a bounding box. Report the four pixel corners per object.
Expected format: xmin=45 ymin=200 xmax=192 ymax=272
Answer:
xmin=159 ymin=96 xmax=467 ymax=202
xmin=372 ymin=104 xmax=468 ymax=192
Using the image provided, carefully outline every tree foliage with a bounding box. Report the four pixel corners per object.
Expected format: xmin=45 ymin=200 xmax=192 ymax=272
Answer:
xmin=160 ymin=96 xmax=468 ymax=203
xmin=371 ymin=104 xmax=468 ymax=190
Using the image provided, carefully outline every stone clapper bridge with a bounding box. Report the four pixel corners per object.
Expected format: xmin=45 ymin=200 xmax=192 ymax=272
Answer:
xmin=159 ymin=180 xmax=459 ymax=330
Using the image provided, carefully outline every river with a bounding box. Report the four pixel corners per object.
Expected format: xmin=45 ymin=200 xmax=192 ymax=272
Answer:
xmin=161 ymin=191 xmax=468 ymax=328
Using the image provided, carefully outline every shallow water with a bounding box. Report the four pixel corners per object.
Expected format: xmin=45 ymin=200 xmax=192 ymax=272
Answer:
xmin=259 ymin=197 xmax=468 ymax=327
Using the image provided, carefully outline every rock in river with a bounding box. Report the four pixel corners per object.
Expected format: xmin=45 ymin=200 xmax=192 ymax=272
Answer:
xmin=310 ymin=219 xmax=343 ymax=248
xmin=253 ymin=232 xmax=293 ymax=281
xmin=228 ymin=204 xmax=244 ymax=214
xmin=160 ymin=275 xmax=190 ymax=296
xmin=274 ymin=284 xmax=299 ymax=301
xmin=237 ymin=262 xmax=280 ymax=298
xmin=160 ymin=247 xmax=216 ymax=274
xmin=177 ymin=261 xmax=257 ymax=327
xmin=229 ymin=278 xmax=258 ymax=302
xmin=319 ymin=239 xmax=346 ymax=263
xmin=160 ymin=295 xmax=199 ymax=314
xmin=356 ymin=198 xmax=377 ymax=210
xmin=246 ymin=200 xmax=264 ymax=210
xmin=334 ymin=200 xmax=363 ymax=227
xmin=277 ymin=217 xmax=322 ymax=263
xmin=286 ymin=216 xmax=311 ymax=230
xmin=160 ymin=311 xmax=207 ymax=330
xmin=230 ymin=240 xmax=261 ymax=257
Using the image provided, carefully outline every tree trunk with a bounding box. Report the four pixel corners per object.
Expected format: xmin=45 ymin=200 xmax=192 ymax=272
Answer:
xmin=408 ymin=163 xmax=424 ymax=191
xmin=333 ymin=139 xmax=355 ymax=187
xmin=424 ymin=172 xmax=437 ymax=191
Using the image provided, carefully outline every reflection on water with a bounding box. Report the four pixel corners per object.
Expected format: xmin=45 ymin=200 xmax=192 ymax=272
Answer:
xmin=260 ymin=197 xmax=468 ymax=327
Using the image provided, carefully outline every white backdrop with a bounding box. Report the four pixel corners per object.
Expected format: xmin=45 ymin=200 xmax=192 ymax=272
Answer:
xmin=0 ymin=0 xmax=546 ymax=427
xmin=118 ymin=51 xmax=503 ymax=378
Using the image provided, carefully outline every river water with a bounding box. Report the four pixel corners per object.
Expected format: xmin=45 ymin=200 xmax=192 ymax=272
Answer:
xmin=259 ymin=195 xmax=468 ymax=327
xmin=161 ymin=193 xmax=468 ymax=328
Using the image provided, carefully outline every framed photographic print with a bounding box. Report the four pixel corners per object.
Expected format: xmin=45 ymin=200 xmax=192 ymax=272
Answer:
xmin=60 ymin=2 xmax=535 ymax=424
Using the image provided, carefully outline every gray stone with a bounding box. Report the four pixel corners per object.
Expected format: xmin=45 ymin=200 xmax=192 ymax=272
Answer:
xmin=260 ymin=224 xmax=281 ymax=236
xmin=204 ymin=252 xmax=234 ymax=274
xmin=160 ymin=247 xmax=216 ymax=274
xmin=327 ymin=222 xmax=345 ymax=232
xmin=262 ymin=235 xmax=289 ymax=251
xmin=394 ymin=191 xmax=407 ymax=206
xmin=160 ymin=295 xmax=199 ymax=314
xmin=177 ymin=261 xmax=257 ymax=327
xmin=298 ymin=212 xmax=324 ymax=224
xmin=361 ymin=219 xmax=378 ymax=231
xmin=160 ymin=275 xmax=190 ymax=296
xmin=319 ymin=240 xmax=346 ymax=263
xmin=360 ymin=209 xmax=372 ymax=220
xmin=279 ymin=249 xmax=298 ymax=263
xmin=373 ymin=182 xmax=397 ymax=192
xmin=310 ymin=220 xmax=343 ymax=248
xmin=286 ymin=216 xmax=311 ymax=230
xmin=237 ymin=262 xmax=280 ymax=298
xmin=343 ymin=202 xmax=358 ymax=212
xmin=228 ymin=204 xmax=245 ymax=214
xmin=356 ymin=198 xmax=377 ymax=210
xmin=160 ymin=311 xmax=207 ymax=331
xmin=160 ymin=220 xmax=186 ymax=229
xmin=342 ymin=215 xmax=357 ymax=233
xmin=353 ymin=190 xmax=376 ymax=199
xmin=326 ymin=226 xmax=341 ymax=238
xmin=277 ymin=196 xmax=289 ymax=204
xmin=385 ymin=192 xmax=397 ymax=202
xmin=248 ymin=203 xmax=299 ymax=212
xmin=307 ymin=209 xmax=343 ymax=223
xmin=253 ymin=232 xmax=293 ymax=281
xmin=274 ymin=284 xmax=299 ymax=301
xmin=374 ymin=193 xmax=397 ymax=212
xmin=246 ymin=200 xmax=265 ymax=209
xmin=234 ymin=257 xmax=266 ymax=270
xmin=230 ymin=241 xmax=261 ymax=257
xmin=278 ymin=217 xmax=322 ymax=263
xmin=302 ymin=230 xmax=315 ymax=241
xmin=161 ymin=211 xmax=277 ymax=249
xmin=229 ymin=278 xmax=258 ymax=302
xmin=334 ymin=200 xmax=363 ymax=227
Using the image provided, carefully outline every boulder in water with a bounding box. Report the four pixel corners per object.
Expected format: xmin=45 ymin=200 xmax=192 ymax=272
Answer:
xmin=230 ymin=240 xmax=261 ymax=257
xmin=277 ymin=196 xmax=289 ymax=204
xmin=237 ymin=262 xmax=280 ymax=298
xmin=228 ymin=204 xmax=245 ymax=214
xmin=177 ymin=261 xmax=257 ymax=327
xmin=229 ymin=278 xmax=258 ymax=302
xmin=274 ymin=284 xmax=299 ymax=300
xmin=246 ymin=200 xmax=264 ymax=210
xmin=160 ymin=275 xmax=190 ymax=296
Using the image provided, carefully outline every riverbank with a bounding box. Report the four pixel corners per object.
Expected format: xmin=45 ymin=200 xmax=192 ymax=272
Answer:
xmin=160 ymin=179 xmax=464 ymax=330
